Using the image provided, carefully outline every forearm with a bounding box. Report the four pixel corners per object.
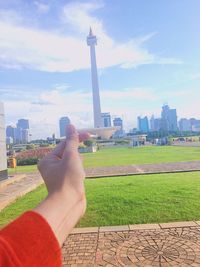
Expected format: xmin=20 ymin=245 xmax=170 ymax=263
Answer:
xmin=34 ymin=192 xmax=86 ymax=246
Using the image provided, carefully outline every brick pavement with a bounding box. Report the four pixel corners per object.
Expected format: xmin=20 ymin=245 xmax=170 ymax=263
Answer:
xmin=62 ymin=222 xmax=200 ymax=267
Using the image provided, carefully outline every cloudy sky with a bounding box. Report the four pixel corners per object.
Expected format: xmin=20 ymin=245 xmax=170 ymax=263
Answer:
xmin=0 ymin=0 xmax=200 ymax=138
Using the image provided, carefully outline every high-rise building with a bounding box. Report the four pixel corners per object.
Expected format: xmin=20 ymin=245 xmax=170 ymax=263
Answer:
xmin=113 ymin=117 xmax=123 ymax=130
xmin=16 ymin=119 xmax=29 ymax=143
xmin=179 ymin=119 xmax=192 ymax=132
xmin=87 ymin=28 xmax=103 ymax=128
xmin=21 ymin=129 xmax=29 ymax=143
xmin=113 ymin=117 xmax=124 ymax=138
xmin=101 ymin=113 xmax=111 ymax=127
xmin=6 ymin=125 xmax=16 ymax=142
xmin=154 ymin=118 xmax=162 ymax=131
xmin=161 ymin=105 xmax=178 ymax=131
xmin=59 ymin=117 xmax=71 ymax=137
xmin=17 ymin=119 xmax=29 ymax=130
xmin=0 ymin=102 xmax=7 ymax=180
xmin=150 ymin=115 xmax=155 ymax=131
xmin=137 ymin=116 xmax=149 ymax=133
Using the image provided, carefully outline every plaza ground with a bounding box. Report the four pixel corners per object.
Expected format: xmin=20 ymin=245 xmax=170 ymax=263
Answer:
xmin=1 ymin=171 xmax=200 ymax=228
xmin=8 ymin=145 xmax=200 ymax=174
xmin=2 ymin=145 xmax=200 ymax=266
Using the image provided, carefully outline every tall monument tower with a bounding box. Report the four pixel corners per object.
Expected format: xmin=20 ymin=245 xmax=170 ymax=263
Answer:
xmin=87 ymin=28 xmax=102 ymax=128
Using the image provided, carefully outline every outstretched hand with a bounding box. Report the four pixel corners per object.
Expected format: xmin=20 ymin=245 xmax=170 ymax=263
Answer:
xmin=38 ymin=125 xmax=89 ymax=205
xmin=35 ymin=124 xmax=90 ymax=245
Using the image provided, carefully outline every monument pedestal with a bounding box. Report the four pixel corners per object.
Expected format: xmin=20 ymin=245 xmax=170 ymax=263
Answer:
xmin=0 ymin=170 xmax=8 ymax=181
xmin=0 ymin=102 xmax=8 ymax=181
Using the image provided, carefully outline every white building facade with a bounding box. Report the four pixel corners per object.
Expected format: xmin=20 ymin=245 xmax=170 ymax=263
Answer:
xmin=0 ymin=103 xmax=7 ymax=180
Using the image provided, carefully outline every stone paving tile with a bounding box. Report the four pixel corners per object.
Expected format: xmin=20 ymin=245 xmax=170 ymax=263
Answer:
xmin=0 ymin=174 xmax=25 ymax=189
xmin=62 ymin=226 xmax=200 ymax=267
xmin=99 ymin=225 xmax=129 ymax=232
xmin=129 ymin=223 xmax=160 ymax=230
xmin=71 ymin=227 xmax=99 ymax=234
xmin=160 ymin=221 xmax=197 ymax=229
xmin=62 ymin=233 xmax=98 ymax=267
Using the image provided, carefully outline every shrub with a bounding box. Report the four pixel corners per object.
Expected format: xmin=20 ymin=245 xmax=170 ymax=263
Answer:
xmin=17 ymin=157 xmax=39 ymax=166
xmin=83 ymin=139 xmax=95 ymax=147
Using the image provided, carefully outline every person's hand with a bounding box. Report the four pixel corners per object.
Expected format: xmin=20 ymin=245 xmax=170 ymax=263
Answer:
xmin=35 ymin=124 xmax=90 ymax=245
xmin=38 ymin=124 xmax=89 ymax=207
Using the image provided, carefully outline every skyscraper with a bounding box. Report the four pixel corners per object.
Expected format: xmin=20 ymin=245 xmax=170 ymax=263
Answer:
xmin=87 ymin=28 xmax=103 ymax=128
xmin=17 ymin=119 xmax=29 ymax=130
xmin=101 ymin=113 xmax=111 ymax=127
xmin=16 ymin=119 xmax=29 ymax=143
xmin=138 ymin=116 xmax=149 ymax=133
xmin=0 ymin=102 xmax=7 ymax=180
xmin=150 ymin=115 xmax=155 ymax=131
xmin=59 ymin=117 xmax=70 ymax=137
xmin=113 ymin=117 xmax=123 ymax=130
xmin=161 ymin=105 xmax=178 ymax=131
xmin=6 ymin=125 xmax=16 ymax=142
xmin=179 ymin=118 xmax=192 ymax=132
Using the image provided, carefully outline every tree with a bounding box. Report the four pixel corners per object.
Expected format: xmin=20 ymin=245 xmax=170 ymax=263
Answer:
xmin=83 ymin=139 xmax=94 ymax=147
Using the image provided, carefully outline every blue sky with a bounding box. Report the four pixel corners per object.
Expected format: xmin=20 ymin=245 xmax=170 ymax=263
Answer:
xmin=0 ymin=0 xmax=200 ymax=138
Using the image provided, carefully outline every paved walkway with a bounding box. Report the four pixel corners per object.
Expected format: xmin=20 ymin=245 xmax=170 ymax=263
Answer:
xmin=86 ymin=161 xmax=200 ymax=178
xmin=0 ymin=173 xmax=43 ymax=211
xmin=62 ymin=221 xmax=200 ymax=266
xmin=1 ymin=161 xmax=200 ymax=211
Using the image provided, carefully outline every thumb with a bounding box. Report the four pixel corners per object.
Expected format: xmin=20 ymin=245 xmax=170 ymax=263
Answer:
xmin=64 ymin=124 xmax=79 ymax=153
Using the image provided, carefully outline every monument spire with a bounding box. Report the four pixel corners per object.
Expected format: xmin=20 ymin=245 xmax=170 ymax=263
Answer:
xmin=87 ymin=28 xmax=102 ymax=128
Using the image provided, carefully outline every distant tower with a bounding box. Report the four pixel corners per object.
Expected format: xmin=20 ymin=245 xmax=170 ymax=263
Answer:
xmin=87 ymin=28 xmax=102 ymax=128
xmin=59 ymin=117 xmax=71 ymax=138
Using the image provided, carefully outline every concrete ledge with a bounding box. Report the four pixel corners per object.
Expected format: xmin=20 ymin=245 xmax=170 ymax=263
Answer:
xmin=70 ymin=221 xmax=200 ymax=235
xmin=0 ymin=170 xmax=8 ymax=181
xmin=71 ymin=227 xmax=99 ymax=234
xmin=99 ymin=225 xmax=129 ymax=232
xmin=0 ymin=174 xmax=26 ymax=189
xmin=160 ymin=221 xmax=197 ymax=229
xmin=129 ymin=223 xmax=160 ymax=230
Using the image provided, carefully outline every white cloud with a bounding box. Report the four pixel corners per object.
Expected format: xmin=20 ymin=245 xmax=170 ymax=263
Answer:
xmin=190 ymin=72 xmax=200 ymax=79
xmin=34 ymin=1 xmax=50 ymax=13
xmin=4 ymin=89 xmax=93 ymax=138
xmin=0 ymin=2 xmax=181 ymax=72
xmin=5 ymin=85 xmax=200 ymax=139
xmin=101 ymin=88 xmax=158 ymax=101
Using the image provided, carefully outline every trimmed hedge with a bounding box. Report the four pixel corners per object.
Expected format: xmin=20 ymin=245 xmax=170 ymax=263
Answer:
xmin=17 ymin=157 xmax=39 ymax=166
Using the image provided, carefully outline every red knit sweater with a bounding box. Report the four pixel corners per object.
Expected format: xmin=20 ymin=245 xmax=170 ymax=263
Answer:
xmin=0 ymin=211 xmax=62 ymax=267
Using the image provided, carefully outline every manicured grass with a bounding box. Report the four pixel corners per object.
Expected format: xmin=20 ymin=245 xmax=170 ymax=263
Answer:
xmin=83 ymin=146 xmax=200 ymax=168
xmin=8 ymin=146 xmax=200 ymax=174
xmin=1 ymin=171 xmax=200 ymax=227
xmin=8 ymin=164 xmax=38 ymax=174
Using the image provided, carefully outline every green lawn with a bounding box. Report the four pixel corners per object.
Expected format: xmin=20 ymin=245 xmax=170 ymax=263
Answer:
xmin=8 ymin=146 xmax=200 ymax=174
xmin=1 ymin=171 xmax=200 ymax=227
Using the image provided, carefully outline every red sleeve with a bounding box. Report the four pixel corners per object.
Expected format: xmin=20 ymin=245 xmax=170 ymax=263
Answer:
xmin=0 ymin=211 xmax=62 ymax=267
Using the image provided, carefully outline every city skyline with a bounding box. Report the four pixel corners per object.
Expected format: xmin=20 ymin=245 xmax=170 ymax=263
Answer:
xmin=6 ymin=104 xmax=200 ymax=141
xmin=0 ymin=1 xmax=200 ymax=138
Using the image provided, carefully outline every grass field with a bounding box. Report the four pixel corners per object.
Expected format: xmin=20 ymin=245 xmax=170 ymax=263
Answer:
xmin=1 ymin=171 xmax=200 ymax=227
xmin=8 ymin=146 xmax=200 ymax=174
